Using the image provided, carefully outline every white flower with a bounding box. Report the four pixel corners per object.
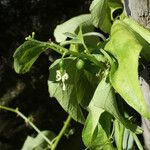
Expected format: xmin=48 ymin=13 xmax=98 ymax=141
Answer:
xmin=56 ymin=70 xmax=69 ymax=91
xmin=56 ymin=70 xmax=62 ymax=81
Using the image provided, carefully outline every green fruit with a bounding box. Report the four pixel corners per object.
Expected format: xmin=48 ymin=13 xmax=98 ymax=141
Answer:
xmin=59 ymin=59 xmax=64 ymax=68
xmin=76 ymin=59 xmax=85 ymax=70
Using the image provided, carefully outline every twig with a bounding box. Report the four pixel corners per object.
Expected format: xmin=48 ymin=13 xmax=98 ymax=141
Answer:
xmin=51 ymin=115 xmax=72 ymax=150
xmin=0 ymin=105 xmax=53 ymax=148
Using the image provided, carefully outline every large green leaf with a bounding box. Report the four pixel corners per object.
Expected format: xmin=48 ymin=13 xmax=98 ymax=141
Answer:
xmin=13 ymin=39 xmax=49 ymax=74
xmin=105 ymin=20 xmax=150 ymax=119
xmin=82 ymin=76 xmax=141 ymax=150
xmin=82 ymin=101 xmax=114 ymax=150
xmin=89 ymin=0 xmax=122 ymax=33
xmin=92 ymin=77 xmax=141 ymax=133
xmin=54 ymin=14 xmax=93 ymax=43
xmin=48 ymin=57 xmax=96 ymax=123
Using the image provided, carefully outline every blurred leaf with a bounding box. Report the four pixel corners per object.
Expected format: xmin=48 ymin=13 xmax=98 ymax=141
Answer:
xmin=114 ymin=119 xmax=134 ymax=150
xmin=90 ymin=0 xmax=111 ymax=33
xmin=123 ymin=129 xmax=134 ymax=149
xmin=22 ymin=130 xmax=55 ymax=150
xmin=109 ymin=1 xmax=123 ymax=20
xmin=61 ymin=27 xmax=100 ymax=53
xmin=13 ymin=39 xmax=49 ymax=74
xmin=89 ymin=0 xmax=122 ymax=33
xmin=54 ymin=14 xmax=93 ymax=43
xmin=105 ymin=20 xmax=150 ymax=119
xmin=63 ymin=32 xmax=77 ymax=39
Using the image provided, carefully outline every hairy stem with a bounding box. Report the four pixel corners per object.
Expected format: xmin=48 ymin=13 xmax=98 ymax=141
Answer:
xmin=48 ymin=41 xmax=106 ymax=69
xmin=51 ymin=115 xmax=72 ymax=150
xmin=0 ymin=105 xmax=53 ymax=148
xmin=131 ymin=132 xmax=143 ymax=150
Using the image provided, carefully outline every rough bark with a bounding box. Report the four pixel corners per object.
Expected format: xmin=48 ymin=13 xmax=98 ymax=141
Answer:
xmin=124 ymin=0 xmax=150 ymax=149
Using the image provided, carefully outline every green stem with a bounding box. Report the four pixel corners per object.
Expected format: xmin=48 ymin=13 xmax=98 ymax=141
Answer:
xmin=82 ymin=42 xmax=89 ymax=54
xmin=48 ymin=42 xmax=68 ymax=54
xmin=0 ymin=105 xmax=53 ymax=148
xmin=131 ymin=132 xmax=143 ymax=150
xmin=118 ymin=124 xmax=125 ymax=150
xmin=69 ymin=51 xmax=106 ymax=69
xmin=47 ymin=41 xmax=106 ymax=69
xmin=51 ymin=115 xmax=72 ymax=150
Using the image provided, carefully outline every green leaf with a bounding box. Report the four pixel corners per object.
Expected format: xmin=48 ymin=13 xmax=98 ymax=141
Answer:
xmin=13 ymin=39 xmax=49 ymax=74
xmin=22 ymin=130 xmax=55 ymax=150
xmin=82 ymin=76 xmax=140 ymax=150
xmin=105 ymin=20 xmax=150 ymax=119
xmin=62 ymin=27 xmax=100 ymax=53
xmin=48 ymin=58 xmax=95 ymax=123
xmin=109 ymin=1 xmax=123 ymax=21
xmin=89 ymin=0 xmax=122 ymax=33
xmin=123 ymin=17 xmax=150 ymax=44
xmin=92 ymin=77 xmax=142 ymax=133
xmin=122 ymin=17 xmax=150 ymax=61
xmin=82 ymin=101 xmax=114 ymax=150
xmin=54 ymin=14 xmax=93 ymax=43
xmin=61 ymin=26 xmax=85 ymax=46
xmin=90 ymin=0 xmax=110 ymax=33
xmin=76 ymin=70 xmax=97 ymax=109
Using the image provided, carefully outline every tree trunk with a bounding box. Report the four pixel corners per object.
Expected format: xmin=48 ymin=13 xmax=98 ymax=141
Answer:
xmin=124 ymin=0 xmax=150 ymax=149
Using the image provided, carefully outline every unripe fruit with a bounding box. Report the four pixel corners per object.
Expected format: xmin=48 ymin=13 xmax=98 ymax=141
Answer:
xmin=76 ymin=59 xmax=85 ymax=70
xmin=59 ymin=59 xmax=64 ymax=68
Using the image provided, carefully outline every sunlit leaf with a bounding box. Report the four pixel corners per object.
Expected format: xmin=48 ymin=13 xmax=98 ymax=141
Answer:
xmin=123 ymin=17 xmax=150 ymax=61
xmin=54 ymin=14 xmax=93 ymax=43
xmin=105 ymin=20 xmax=150 ymax=119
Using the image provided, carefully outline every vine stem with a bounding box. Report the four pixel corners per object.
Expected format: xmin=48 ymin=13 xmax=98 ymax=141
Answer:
xmin=118 ymin=123 xmax=125 ymax=150
xmin=0 ymin=105 xmax=53 ymax=148
xmin=50 ymin=42 xmax=106 ymax=69
xmin=30 ymin=39 xmax=106 ymax=69
xmin=131 ymin=132 xmax=143 ymax=150
xmin=51 ymin=115 xmax=72 ymax=150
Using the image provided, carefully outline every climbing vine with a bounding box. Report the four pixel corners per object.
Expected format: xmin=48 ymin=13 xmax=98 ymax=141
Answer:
xmin=2 ymin=0 xmax=150 ymax=149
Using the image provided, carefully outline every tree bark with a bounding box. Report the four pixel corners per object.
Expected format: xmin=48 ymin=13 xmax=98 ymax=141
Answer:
xmin=124 ymin=0 xmax=150 ymax=28
xmin=124 ymin=0 xmax=150 ymax=149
